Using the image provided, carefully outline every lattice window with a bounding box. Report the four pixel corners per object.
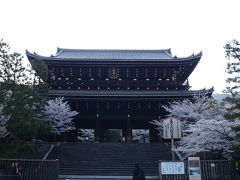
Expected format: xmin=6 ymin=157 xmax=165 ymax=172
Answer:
xmin=148 ymin=102 xmax=151 ymax=109
xmin=79 ymin=68 xmax=82 ymax=77
xmin=49 ymin=68 xmax=55 ymax=81
xmin=163 ymin=68 xmax=167 ymax=78
xmin=145 ymin=68 xmax=148 ymax=78
xmin=108 ymin=67 xmax=119 ymax=79
xmin=98 ymin=68 xmax=101 ymax=78
xmin=70 ymin=68 xmax=73 ymax=77
xmin=172 ymin=68 xmax=177 ymax=81
xmin=136 ymin=68 xmax=139 ymax=78
xmin=60 ymin=68 xmax=64 ymax=77
xmin=138 ymin=102 xmax=141 ymax=109
xmin=154 ymin=68 xmax=158 ymax=78
xmin=89 ymin=68 xmax=92 ymax=78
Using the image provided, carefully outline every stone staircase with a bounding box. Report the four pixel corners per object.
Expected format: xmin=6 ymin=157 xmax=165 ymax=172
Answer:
xmin=47 ymin=142 xmax=172 ymax=179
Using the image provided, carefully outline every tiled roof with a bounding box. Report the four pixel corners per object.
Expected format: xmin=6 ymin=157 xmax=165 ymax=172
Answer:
xmin=54 ymin=48 xmax=174 ymax=60
xmin=48 ymin=88 xmax=214 ymax=98
xmin=26 ymin=48 xmax=202 ymax=62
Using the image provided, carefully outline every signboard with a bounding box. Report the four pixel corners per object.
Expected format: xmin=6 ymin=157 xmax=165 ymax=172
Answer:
xmin=163 ymin=117 xmax=181 ymax=139
xmin=160 ymin=162 xmax=185 ymax=175
xmin=188 ymin=157 xmax=201 ymax=180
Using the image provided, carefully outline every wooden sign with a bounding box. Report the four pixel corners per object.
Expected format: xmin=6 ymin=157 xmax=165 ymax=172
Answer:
xmin=163 ymin=117 xmax=181 ymax=139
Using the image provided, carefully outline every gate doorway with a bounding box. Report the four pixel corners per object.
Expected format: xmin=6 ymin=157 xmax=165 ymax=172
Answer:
xmin=104 ymin=129 xmax=122 ymax=142
xmin=78 ymin=128 xmax=94 ymax=142
xmin=132 ymin=129 xmax=150 ymax=143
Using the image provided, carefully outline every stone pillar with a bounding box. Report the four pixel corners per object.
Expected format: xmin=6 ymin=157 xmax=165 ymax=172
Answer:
xmin=94 ymin=115 xmax=101 ymax=142
xmin=126 ymin=115 xmax=132 ymax=143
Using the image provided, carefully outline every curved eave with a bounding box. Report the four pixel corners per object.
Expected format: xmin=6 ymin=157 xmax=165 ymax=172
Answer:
xmin=26 ymin=50 xmax=202 ymax=63
xmin=48 ymin=87 xmax=214 ymax=98
xmin=26 ymin=50 xmax=51 ymax=60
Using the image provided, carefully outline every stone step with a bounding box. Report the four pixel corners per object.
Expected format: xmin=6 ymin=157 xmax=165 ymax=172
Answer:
xmin=48 ymin=142 xmax=172 ymax=176
xmin=59 ymin=175 xmax=159 ymax=180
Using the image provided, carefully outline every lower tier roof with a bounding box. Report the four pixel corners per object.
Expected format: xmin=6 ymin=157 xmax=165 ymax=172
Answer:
xmin=48 ymin=88 xmax=214 ymax=99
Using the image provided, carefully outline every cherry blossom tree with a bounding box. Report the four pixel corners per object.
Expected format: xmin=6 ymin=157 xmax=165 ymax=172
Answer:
xmin=151 ymin=119 xmax=163 ymax=137
xmin=177 ymin=113 xmax=240 ymax=158
xmin=152 ymin=95 xmax=240 ymax=159
xmin=0 ymin=104 xmax=10 ymax=138
xmin=43 ymin=97 xmax=78 ymax=135
xmin=162 ymin=96 xmax=217 ymax=131
xmin=132 ymin=129 xmax=150 ymax=143
xmin=78 ymin=129 xmax=94 ymax=142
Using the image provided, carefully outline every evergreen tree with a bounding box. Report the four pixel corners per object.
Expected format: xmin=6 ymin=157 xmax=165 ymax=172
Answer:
xmin=224 ymin=39 xmax=240 ymax=97
xmin=0 ymin=39 xmax=49 ymax=141
xmin=224 ymin=39 xmax=240 ymax=158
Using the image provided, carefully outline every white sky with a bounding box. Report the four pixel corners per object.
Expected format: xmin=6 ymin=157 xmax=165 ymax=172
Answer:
xmin=1 ymin=0 xmax=240 ymax=93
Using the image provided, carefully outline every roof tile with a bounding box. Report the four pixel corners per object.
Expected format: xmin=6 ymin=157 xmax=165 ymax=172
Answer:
xmin=55 ymin=48 xmax=173 ymax=60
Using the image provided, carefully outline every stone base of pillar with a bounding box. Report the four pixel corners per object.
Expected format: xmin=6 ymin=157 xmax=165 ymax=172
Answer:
xmin=126 ymin=136 xmax=132 ymax=143
xmin=94 ymin=135 xmax=100 ymax=143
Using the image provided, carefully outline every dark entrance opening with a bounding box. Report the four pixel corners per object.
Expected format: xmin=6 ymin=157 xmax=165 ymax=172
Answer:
xmin=104 ymin=129 xmax=122 ymax=142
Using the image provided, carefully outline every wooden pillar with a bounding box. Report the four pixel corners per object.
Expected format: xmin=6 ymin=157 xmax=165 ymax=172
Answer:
xmin=126 ymin=115 xmax=132 ymax=143
xmin=100 ymin=128 xmax=105 ymax=142
xmin=149 ymin=128 xmax=160 ymax=143
xmin=122 ymin=128 xmax=126 ymax=142
xmin=94 ymin=114 xmax=101 ymax=142
xmin=63 ymin=129 xmax=78 ymax=142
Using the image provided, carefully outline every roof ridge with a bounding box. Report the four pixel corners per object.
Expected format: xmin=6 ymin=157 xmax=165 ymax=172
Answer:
xmin=57 ymin=48 xmax=172 ymax=53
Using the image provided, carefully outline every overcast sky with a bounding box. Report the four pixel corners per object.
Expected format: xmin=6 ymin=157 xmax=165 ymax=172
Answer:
xmin=1 ymin=0 xmax=240 ymax=93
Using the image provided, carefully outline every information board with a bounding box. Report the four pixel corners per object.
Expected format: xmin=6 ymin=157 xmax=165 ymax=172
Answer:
xmin=160 ymin=162 xmax=185 ymax=175
xmin=188 ymin=157 xmax=201 ymax=180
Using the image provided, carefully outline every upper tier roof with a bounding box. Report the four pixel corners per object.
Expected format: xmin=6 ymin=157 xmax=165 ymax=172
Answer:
xmin=54 ymin=48 xmax=173 ymax=59
xmin=26 ymin=48 xmax=202 ymax=61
